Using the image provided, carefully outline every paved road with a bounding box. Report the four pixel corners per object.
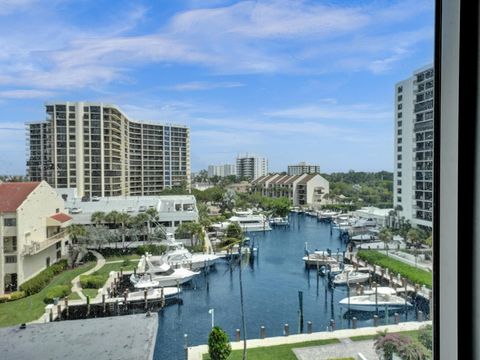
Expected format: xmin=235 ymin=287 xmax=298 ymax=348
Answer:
xmin=293 ymin=338 xmax=379 ymax=360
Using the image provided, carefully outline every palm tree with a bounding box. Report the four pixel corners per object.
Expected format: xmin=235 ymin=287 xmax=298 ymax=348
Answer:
xmin=218 ymin=222 xmax=247 ymax=360
xmin=66 ymin=224 xmax=86 ymax=245
xmin=133 ymin=213 xmax=150 ymax=242
xmin=116 ymin=212 xmax=132 ymax=249
xmin=378 ymin=228 xmax=393 ymax=256
xmin=407 ymin=228 xmax=421 ymax=267
xmin=91 ymin=211 xmax=106 ymax=226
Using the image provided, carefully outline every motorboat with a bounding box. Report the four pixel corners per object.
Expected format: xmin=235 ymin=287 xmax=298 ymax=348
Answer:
xmin=351 ymin=233 xmax=378 ymax=242
xmin=362 ymin=287 xmax=398 ymax=295
xmin=131 ymin=255 xmax=200 ymax=288
xmin=160 ymin=234 xmax=222 ymax=270
xmin=339 ymin=292 xmax=412 ymax=311
xmin=351 ymin=218 xmax=377 ymax=228
xmin=118 ymin=287 xmax=181 ymax=301
xmin=317 ymin=210 xmax=339 ymax=222
xmin=333 ymin=270 xmax=370 ymax=285
xmin=228 ymin=212 xmax=272 ymax=232
xmin=269 ymin=216 xmax=289 ymax=226
xmin=320 ymin=263 xmax=354 ymax=276
xmin=303 ymin=251 xmax=339 ymax=267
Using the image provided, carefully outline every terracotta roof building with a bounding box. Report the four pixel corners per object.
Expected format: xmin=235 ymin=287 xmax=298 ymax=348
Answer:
xmin=0 ymin=181 xmax=70 ymax=295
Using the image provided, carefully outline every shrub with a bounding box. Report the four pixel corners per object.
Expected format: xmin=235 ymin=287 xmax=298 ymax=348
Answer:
xmin=9 ymin=291 xmax=26 ymax=301
xmin=122 ymin=259 xmax=131 ymax=267
xmin=374 ymin=330 xmax=429 ymax=360
xmin=0 ymin=295 xmax=10 ymax=303
xmin=44 ymin=285 xmax=70 ymax=304
xmin=135 ymin=244 xmax=167 ymax=256
xmin=208 ymin=326 xmax=232 ymax=360
xmin=20 ymin=260 xmax=68 ymax=296
xmin=80 ymin=275 xmax=105 ymax=289
xmin=418 ymin=324 xmax=433 ymax=350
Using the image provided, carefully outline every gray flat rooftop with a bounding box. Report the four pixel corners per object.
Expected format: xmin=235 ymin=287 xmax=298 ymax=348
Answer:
xmin=0 ymin=313 xmax=158 ymax=360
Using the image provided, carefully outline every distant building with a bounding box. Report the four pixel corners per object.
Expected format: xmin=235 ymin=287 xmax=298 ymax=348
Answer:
xmin=226 ymin=181 xmax=251 ymax=194
xmin=27 ymin=102 xmax=191 ymax=198
xmin=287 ymin=162 xmax=320 ymax=176
xmin=394 ymin=66 xmax=434 ymax=229
xmin=0 ymin=181 xmax=71 ymax=295
xmin=236 ymin=154 xmax=268 ymax=180
xmin=192 ymin=182 xmax=214 ymax=191
xmin=251 ymin=173 xmax=329 ymax=208
xmin=353 ymin=207 xmax=393 ymax=228
xmin=57 ymin=188 xmax=198 ymax=234
xmin=207 ymin=164 xmax=236 ymax=178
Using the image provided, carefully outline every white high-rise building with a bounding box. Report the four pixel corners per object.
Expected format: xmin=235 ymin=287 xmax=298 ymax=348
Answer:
xmin=394 ymin=65 xmax=434 ymax=230
xmin=236 ymin=154 xmax=268 ymax=180
xmin=207 ymin=164 xmax=236 ymax=178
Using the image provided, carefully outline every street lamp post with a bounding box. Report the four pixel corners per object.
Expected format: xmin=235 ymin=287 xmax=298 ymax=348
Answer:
xmin=209 ymin=308 xmax=214 ymax=328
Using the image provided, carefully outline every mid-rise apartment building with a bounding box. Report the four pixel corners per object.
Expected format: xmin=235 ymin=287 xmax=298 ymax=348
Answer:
xmin=251 ymin=173 xmax=329 ymax=208
xmin=27 ymin=102 xmax=190 ymax=198
xmin=207 ymin=164 xmax=236 ymax=178
xmin=236 ymin=154 xmax=268 ymax=180
xmin=287 ymin=162 xmax=320 ymax=176
xmin=0 ymin=181 xmax=71 ymax=295
xmin=394 ymin=65 xmax=434 ymax=229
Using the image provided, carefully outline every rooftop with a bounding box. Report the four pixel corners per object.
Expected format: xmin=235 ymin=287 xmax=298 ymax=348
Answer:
xmin=0 ymin=182 xmax=40 ymax=212
xmin=0 ymin=313 xmax=158 ymax=360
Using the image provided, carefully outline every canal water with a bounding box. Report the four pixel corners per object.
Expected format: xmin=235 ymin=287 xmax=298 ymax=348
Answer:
xmin=154 ymin=213 xmax=421 ymax=359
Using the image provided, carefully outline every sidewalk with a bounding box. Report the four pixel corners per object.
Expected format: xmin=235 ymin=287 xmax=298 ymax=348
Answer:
xmin=188 ymin=321 xmax=432 ymax=360
xmin=70 ymin=250 xmax=106 ymax=301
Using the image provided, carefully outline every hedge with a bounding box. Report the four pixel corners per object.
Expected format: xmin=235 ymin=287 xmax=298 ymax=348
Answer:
xmin=20 ymin=260 xmax=68 ymax=296
xmin=80 ymin=275 xmax=105 ymax=289
xmin=9 ymin=291 xmax=26 ymax=301
xmin=357 ymin=250 xmax=432 ymax=288
xmin=44 ymin=285 xmax=70 ymax=304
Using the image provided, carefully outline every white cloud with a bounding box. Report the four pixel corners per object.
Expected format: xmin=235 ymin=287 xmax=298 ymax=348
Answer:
xmin=170 ymin=81 xmax=244 ymax=91
xmin=0 ymin=0 xmax=434 ymax=91
xmin=0 ymin=89 xmax=56 ymax=99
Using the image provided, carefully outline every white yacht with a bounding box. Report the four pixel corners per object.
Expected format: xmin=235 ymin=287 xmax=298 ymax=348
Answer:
xmin=228 ymin=211 xmax=272 ymax=232
xmin=317 ymin=210 xmax=339 ymax=222
xmin=160 ymin=234 xmax=222 ymax=270
xmin=131 ymin=255 xmax=200 ymax=288
xmin=303 ymin=251 xmax=339 ymax=267
xmin=351 ymin=233 xmax=378 ymax=242
xmin=339 ymin=292 xmax=412 ymax=311
xmin=333 ymin=270 xmax=370 ymax=285
xmin=269 ymin=216 xmax=289 ymax=226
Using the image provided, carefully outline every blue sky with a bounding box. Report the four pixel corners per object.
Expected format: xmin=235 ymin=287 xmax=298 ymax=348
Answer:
xmin=0 ymin=0 xmax=434 ymax=175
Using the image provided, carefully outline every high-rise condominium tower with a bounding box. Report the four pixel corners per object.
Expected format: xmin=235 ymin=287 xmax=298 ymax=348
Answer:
xmin=236 ymin=154 xmax=268 ymax=180
xmin=27 ymin=102 xmax=190 ymax=198
xmin=394 ymin=65 xmax=434 ymax=230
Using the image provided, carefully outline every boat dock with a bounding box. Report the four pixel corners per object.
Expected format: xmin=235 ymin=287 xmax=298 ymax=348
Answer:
xmin=344 ymin=252 xmax=432 ymax=300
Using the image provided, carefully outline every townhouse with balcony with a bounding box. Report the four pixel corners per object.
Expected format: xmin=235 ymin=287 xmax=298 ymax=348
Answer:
xmin=251 ymin=173 xmax=329 ymax=208
xmin=0 ymin=181 xmax=71 ymax=295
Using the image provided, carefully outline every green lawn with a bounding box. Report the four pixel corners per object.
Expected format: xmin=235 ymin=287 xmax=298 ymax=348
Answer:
xmin=67 ymin=291 xmax=82 ymax=300
xmin=90 ymin=260 xmax=139 ymax=286
xmin=83 ymin=288 xmax=99 ymax=299
xmin=0 ymin=262 xmax=95 ymax=327
xmin=202 ymin=339 xmax=339 ymax=360
xmin=349 ymin=329 xmax=421 ymax=342
xmin=104 ymin=254 xmax=141 ymax=262
xmin=357 ymin=250 xmax=432 ymax=288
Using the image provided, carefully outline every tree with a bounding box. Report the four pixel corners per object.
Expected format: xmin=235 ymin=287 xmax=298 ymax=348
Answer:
xmin=90 ymin=211 xmax=106 ymax=226
xmin=218 ymin=223 xmax=247 ymax=360
xmin=175 ymin=222 xmax=204 ymax=247
xmin=407 ymin=228 xmax=421 ymax=267
xmin=378 ymin=228 xmax=393 ymax=256
xmin=208 ymin=326 xmax=232 ymax=360
xmin=268 ymin=197 xmax=291 ymax=217
xmin=221 ymin=189 xmax=236 ymax=212
xmin=66 ymin=224 xmax=86 ymax=245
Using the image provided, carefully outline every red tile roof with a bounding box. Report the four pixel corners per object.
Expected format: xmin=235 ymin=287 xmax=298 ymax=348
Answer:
xmin=50 ymin=213 xmax=72 ymax=223
xmin=0 ymin=182 xmax=41 ymax=212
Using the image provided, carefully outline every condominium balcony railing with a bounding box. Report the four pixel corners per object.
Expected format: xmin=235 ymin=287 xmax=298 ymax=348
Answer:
xmin=21 ymin=230 xmax=66 ymax=256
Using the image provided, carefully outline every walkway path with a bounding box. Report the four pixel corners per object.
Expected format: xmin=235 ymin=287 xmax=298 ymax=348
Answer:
xmin=294 ymin=338 xmax=378 ymax=359
xmin=70 ymin=250 xmax=105 ymax=301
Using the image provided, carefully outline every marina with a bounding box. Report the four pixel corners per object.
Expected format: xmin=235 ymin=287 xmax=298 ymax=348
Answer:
xmin=153 ymin=213 xmax=429 ymax=359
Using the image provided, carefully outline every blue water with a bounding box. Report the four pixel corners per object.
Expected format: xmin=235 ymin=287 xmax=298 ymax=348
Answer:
xmin=154 ymin=214 xmax=419 ymax=359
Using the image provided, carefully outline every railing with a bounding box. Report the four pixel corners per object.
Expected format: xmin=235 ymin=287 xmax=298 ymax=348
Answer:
xmin=22 ymin=231 xmax=66 ymax=256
